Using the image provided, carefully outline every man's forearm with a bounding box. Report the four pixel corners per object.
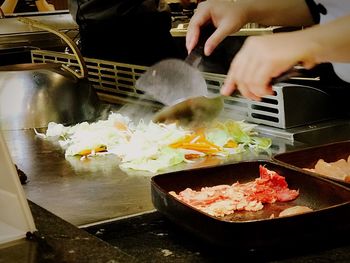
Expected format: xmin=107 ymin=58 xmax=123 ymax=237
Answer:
xmin=300 ymin=14 xmax=350 ymax=63
xmin=242 ymin=0 xmax=315 ymax=27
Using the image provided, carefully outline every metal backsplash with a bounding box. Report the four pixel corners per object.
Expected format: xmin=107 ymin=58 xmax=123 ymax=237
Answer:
xmin=31 ymin=50 xmax=334 ymax=130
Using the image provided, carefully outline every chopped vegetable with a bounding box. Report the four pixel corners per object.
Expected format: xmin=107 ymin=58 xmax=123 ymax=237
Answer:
xmin=40 ymin=112 xmax=272 ymax=173
xmin=170 ymin=131 xmax=222 ymax=156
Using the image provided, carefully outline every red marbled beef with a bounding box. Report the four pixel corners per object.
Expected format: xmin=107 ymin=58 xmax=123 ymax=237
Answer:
xmin=170 ymin=165 xmax=299 ymax=217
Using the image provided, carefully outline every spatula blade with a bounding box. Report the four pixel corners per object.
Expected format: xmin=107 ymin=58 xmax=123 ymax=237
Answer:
xmin=136 ymin=59 xmax=208 ymax=106
xmin=152 ymin=95 xmax=224 ymax=126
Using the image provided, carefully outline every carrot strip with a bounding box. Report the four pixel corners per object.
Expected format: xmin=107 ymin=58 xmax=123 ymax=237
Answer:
xmin=170 ymin=131 xmax=222 ymax=155
xmin=170 ymin=133 xmax=197 ymax=147
xmin=179 ymin=145 xmax=219 ymax=154
xmin=78 ymin=145 xmax=107 ymax=156
xmin=114 ymin=121 xmax=128 ymax=131
xmin=185 ymin=154 xmax=202 ymax=159
xmin=224 ymin=140 xmax=238 ymax=148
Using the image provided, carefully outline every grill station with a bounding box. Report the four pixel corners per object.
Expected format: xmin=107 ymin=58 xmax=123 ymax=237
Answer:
xmin=30 ymin=49 xmax=350 ymax=144
xmin=1 ymin=15 xmax=350 ymax=262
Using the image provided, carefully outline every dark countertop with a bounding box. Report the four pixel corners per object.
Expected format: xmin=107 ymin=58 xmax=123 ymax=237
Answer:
xmin=0 ymin=201 xmax=136 ymax=263
xmin=1 ymin=202 xmax=350 ymax=263
xmin=84 ymin=211 xmax=350 ymax=263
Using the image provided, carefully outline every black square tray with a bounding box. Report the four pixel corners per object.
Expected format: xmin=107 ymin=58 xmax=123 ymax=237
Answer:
xmin=151 ymin=160 xmax=350 ymax=249
xmin=273 ymin=140 xmax=350 ymax=186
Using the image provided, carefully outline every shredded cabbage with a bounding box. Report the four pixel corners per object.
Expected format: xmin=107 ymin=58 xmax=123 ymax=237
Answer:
xmin=41 ymin=112 xmax=272 ymax=173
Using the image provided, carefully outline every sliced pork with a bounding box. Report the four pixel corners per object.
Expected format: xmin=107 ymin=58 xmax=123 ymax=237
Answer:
xmin=170 ymin=165 xmax=299 ymax=217
xmin=304 ymin=155 xmax=350 ymax=181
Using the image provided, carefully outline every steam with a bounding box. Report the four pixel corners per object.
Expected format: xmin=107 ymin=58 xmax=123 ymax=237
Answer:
xmin=93 ymin=94 xmax=162 ymax=125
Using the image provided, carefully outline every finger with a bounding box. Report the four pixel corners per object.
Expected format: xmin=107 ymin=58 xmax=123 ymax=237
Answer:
xmin=220 ymin=60 xmax=239 ymax=96
xmin=224 ymin=55 xmax=265 ymax=101
xmin=220 ymin=50 xmax=248 ymax=96
xmin=204 ymin=21 xmax=234 ymax=56
xmin=186 ymin=4 xmax=212 ymax=53
xmin=237 ymin=83 xmax=262 ymax=101
xmin=221 ymin=81 xmax=237 ymax=96
xmin=302 ymin=61 xmax=316 ymax=69
xmin=186 ymin=25 xmax=201 ymax=54
xmin=246 ymin=66 xmax=275 ymax=98
xmin=229 ymin=50 xmax=250 ymax=86
xmin=242 ymin=90 xmax=262 ymax=102
xmin=248 ymin=84 xmax=274 ymax=100
xmin=235 ymin=46 xmax=276 ymax=98
xmin=232 ymin=60 xmax=262 ymax=101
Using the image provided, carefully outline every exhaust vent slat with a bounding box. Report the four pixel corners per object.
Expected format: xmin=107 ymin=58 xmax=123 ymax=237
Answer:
xmin=32 ymin=50 xmax=329 ymax=129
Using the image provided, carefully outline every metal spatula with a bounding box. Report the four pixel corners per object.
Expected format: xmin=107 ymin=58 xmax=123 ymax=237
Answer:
xmin=136 ymin=25 xmax=216 ymax=106
xmin=152 ymin=95 xmax=224 ymax=125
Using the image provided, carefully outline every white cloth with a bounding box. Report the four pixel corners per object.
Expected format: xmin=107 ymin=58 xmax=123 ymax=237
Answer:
xmin=314 ymin=0 xmax=350 ymax=83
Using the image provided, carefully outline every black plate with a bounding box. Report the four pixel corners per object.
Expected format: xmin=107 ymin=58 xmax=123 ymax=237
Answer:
xmin=151 ymin=160 xmax=350 ymax=249
xmin=273 ymin=140 xmax=350 ymax=186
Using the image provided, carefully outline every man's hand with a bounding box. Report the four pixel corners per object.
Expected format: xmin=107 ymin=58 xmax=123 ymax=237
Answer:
xmin=221 ymin=31 xmax=318 ymax=100
xmin=186 ymin=0 xmax=248 ymax=56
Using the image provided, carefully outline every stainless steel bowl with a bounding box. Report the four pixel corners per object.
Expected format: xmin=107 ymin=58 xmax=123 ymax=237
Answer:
xmin=0 ymin=17 xmax=102 ymax=130
xmin=0 ymin=63 xmax=101 ymax=130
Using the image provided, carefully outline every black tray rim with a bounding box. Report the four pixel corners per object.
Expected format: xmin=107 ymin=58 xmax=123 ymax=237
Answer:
xmin=272 ymin=140 xmax=350 ymax=186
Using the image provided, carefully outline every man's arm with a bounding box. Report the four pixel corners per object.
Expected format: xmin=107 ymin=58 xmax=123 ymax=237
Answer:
xmin=186 ymin=0 xmax=315 ymax=55
xmin=220 ymin=14 xmax=350 ymax=100
xmin=301 ymin=14 xmax=350 ymax=63
xmin=243 ymin=0 xmax=315 ymax=27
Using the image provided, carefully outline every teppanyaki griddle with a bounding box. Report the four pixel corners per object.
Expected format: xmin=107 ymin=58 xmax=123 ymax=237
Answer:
xmin=151 ymin=160 xmax=350 ymax=250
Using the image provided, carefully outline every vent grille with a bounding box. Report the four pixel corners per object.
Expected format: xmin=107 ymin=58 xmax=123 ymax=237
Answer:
xmin=31 ymin=50 xmax=289 ymax=128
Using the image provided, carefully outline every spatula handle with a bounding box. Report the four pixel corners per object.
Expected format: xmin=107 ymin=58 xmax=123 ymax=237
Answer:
xmin=185 ymin=24 xmax=216 ymax=68
xmin=270 ymin=67 xmax=307 ymax=85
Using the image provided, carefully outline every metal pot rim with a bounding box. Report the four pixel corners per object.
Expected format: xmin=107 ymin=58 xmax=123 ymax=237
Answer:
xmin=0 ymin=63 xmax=61 ymax=72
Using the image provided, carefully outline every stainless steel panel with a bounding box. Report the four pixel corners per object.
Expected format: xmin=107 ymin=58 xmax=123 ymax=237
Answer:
xmin=3 ymin=129 xmax=154 ymax=226
xmin=2 ymin=128 xmax=297 ymax=227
